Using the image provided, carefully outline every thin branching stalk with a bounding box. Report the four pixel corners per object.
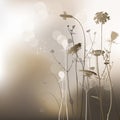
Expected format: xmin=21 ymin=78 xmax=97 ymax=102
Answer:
xmin=88 ymin=32 xmax=93 ymax=43
xmin=85 ymin=89 xmax=88 ymax=120
xmin=101 ymin=66 xmax=107 ymax=82
xmin=75 ymin=57 xmax=79 ymax=119
xmin=65 ymin=50 xmax=69 ymax=120
xmin=66 ymin=53 xmax=75 ymax=120
xmin=48 ymin=92 xmax=60 ymax=109
xmin=85 ymin=77 xmax=89 ymax=120
xmin=67 ymin=60 xmax=74 ymax=72
xmin=51 ymin=73 xmax=62 ymax=98
xmin=69 ymin=31 xmax=79 ymax=120
xmin=52 ymin=54 xmax=65 ymax=70
xmin=102 ymin=42 xmax=113 ymax=120
xmin=106 ymin=65 xmax=113 ymax=120
xmin=96 ymin=56 xmax=104 ymax=120
xmin=51 ymin=73 xmax=64 ymax=120
xmin=58 ymin=81 xmax=64 ymax=120
xmin=86 ymin=33 xmax=96 ymax=58
xmin=64 ymin=29 xmax=75 ymax=119
xmin=72 ymin=17 xmax=87 ymax=120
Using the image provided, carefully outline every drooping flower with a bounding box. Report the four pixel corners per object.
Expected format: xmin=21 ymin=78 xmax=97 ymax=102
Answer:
xmin=111 ymin=31 xmax=119 ymax=42
xmin=68 ymin=43 xmax=81 ymax=54
xmin=80 ymin=70 xmax=97 ymax=77
xmin=94 ymin=11 xmax=110 ymax=24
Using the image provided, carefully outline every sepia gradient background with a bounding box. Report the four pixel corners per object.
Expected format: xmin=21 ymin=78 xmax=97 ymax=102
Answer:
xmin=0 ymin=0 xmax=120 ymax=119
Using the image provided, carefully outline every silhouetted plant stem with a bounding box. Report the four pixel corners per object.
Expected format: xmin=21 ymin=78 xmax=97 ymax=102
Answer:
xmin=103 ymin=43 xmax=113 ymax=120
xmin=101 ymin=23 xmax=103 ymax=50
xmin=86 ymin=32 xmax=96 ymax=58
xmin=58 ymin=81 xmax=64 ymax=120
xmin=69 ymin=31 xmax=79 ymax=120
xmin=48 ymin=92 xmax=60 ymax=109
xmin=85 ymin=87 xmax=88 ymax=120
xmin=65 ymin=50 xmax=69 ymax=120
xmin=75 ymin=57 xmax=79 ymax=120
xmin=51 ymin=73 xmax=62 ymax=98
xmin=72 ymin=17 xmax=86 ymax=120
xmin=106 ymin=65 xmax=113 ymax=120
xmin=66 ymin=51 xmax=75 ymax=120
xmin=52 ymin=54 xmax=65 ymax=70
xmin=85 ymin=77 xmax=90 ymax=120
xmin=96 ymin=56 xmax=104 ymax=120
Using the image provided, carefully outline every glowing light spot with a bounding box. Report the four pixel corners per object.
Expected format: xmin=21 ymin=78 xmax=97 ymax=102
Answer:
xmin=58 ymin=71 xmax=65 ymax=80
xmin=53 ymin=31 xmax=68 ymax=50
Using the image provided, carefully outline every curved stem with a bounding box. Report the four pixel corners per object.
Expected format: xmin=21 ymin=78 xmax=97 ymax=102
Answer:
xmin=73 ymin=17 xmax=86 ymax=120
xmin=65 ymin=29 xmax=75 ymax=119
xmin=68 ymin=28 xmax=81 ymax=120
xmin=72 ymin=17 xmax=86 ymax=67
xmin=96 ymin=56 xmax=104 ymax=120
xmin=69 ymin=29 xmax=79 ymax=120
xmin=106 ymin=65 xmax=113 ymax=120
xmin=86 ymin=33 xmax=96 ymax=58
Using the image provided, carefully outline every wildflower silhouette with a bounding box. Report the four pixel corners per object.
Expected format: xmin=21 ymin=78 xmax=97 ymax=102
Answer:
xmin=94 ymin=12 xmax=110 ymax=50
xmin=80 ymin=69 xmax=97 ymax=77
xmin=94 ymin=11 xmax=110 ymax=24
xmin=111 ymin=31 xmax=119 ymax=42
xmin=68 ymin=43 xmax=81 ymax=54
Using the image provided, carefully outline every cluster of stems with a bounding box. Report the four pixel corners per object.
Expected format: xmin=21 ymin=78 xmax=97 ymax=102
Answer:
xmin=50 ymin=12 xmax=116 ymax=120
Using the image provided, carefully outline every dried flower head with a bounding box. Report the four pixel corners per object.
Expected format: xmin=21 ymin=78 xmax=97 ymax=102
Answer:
xmin=104 ymin=60 xmax=110 ymax=65
xmin=80 ymin=70 xmax=97 ymax=77
xmin=68 ymin=43 xmax=81 ymax=54
xmin=92 ymin=50 xmax=105 ymax=56
xmin=60 ymin=11 xmax=73 ymax=20
xmin=94 ymin=11 xmax=110 ymax=24
xmin=111 ymin=31 xmax=119 ymax=42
